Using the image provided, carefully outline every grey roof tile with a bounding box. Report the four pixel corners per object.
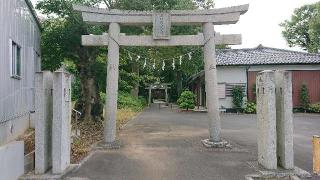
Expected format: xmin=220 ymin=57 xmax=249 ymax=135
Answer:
xmin=216 ymin=45 xmax=320 ymax=66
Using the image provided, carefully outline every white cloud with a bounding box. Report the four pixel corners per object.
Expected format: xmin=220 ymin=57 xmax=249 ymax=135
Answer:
xmin=30 ymin=0 xmax=318 ymax=51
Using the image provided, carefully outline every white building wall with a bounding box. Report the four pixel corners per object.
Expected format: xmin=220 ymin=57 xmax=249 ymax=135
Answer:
xmin=215 ymin=64 xmax=320 ymax=109
xmin=248 ymin=64 xmax=320 ymax=71
xmin=217 ymin=66 xmax=247 ymax=109
xmin=0 ymin=0 xmax=41 ymax=145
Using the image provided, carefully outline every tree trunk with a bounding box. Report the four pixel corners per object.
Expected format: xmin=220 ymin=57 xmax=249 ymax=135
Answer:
xmin=131 ymin=61 xmax=140 ymax=97
xmin=75 ymin=48 xmax=103 ymax=121
xmin=176 ymin=70 xmax=183 ymax=96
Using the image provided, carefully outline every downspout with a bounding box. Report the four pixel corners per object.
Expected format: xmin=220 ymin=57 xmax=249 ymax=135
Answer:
xmin=246 ymin=66 xmax=251 ymax=100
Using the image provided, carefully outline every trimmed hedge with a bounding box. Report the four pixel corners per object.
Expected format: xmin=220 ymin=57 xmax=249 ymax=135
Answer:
xmin=177 ymin=90 xmax=195 ymax=110
xmin=308 ymin=103 xmax=320 ymax=113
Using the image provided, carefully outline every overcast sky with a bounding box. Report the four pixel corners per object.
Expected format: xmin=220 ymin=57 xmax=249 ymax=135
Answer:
xmin=30 ymin=0 xmax=319 ymax=51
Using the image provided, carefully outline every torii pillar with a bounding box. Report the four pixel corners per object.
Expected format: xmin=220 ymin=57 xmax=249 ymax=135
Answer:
xmin=104 ymin=23 xmax=120 ymax=143
xmin=203 ymin=23 xmax=221 ymax=143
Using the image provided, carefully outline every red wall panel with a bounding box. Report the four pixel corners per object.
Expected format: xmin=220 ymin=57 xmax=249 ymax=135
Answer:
xmin=292 ymin=71 xmax=320 ymax=107
xmin=248 ymin=71 xmax=258 ymax=102
xmin=248 ymin=71 xmax=320 ymax=107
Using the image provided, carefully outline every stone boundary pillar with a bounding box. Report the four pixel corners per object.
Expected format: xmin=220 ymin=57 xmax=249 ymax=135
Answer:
xmin=256 ymin=70 xmax=277 ymax=170
xmin=203 ymin=23 xmax=221 ymax=142
xmin=52 ymin=71 xmax=72 ymax=174
xmin=35 ymin=71 xmax=53 ymax=174
xmin=275 ymin=70 xmax=294 ymax=169
xmin=104 ymin=22 xmax=120 ymax=143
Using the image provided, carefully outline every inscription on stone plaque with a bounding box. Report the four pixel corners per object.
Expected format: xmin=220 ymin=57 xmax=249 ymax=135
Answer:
xmin=153 ymin=12 xmax=171 ymax=40
xmin=64 ymin=76 xmax=71 ymax=102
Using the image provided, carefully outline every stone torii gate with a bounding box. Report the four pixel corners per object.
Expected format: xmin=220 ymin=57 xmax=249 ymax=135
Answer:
xmin=74 ymin=4 xmax=249 ymax=146
xmin=146 ymin=83 xmax=172 ymax=105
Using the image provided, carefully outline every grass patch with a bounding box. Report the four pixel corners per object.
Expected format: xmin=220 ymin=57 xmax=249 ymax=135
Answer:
xmin=71 ymin=108 xmax=141 ymax=163
xmin=17 ymin=128 xmax=35 ymax=155
xmin=117 ymin=108 xmax=139 ymax=130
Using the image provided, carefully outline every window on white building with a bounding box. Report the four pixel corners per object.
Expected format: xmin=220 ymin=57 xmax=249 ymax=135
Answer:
xmin=11 ymin=41 xmax=22 ymax=79
xmin=226 ymin=83 xmax=247 ymax=97
xmin=218 ymin=83 xmax=226 ymax=99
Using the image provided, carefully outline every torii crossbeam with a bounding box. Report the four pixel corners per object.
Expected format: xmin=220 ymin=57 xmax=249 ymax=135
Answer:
xmin=82 ymin=32 xmax=242 ymax=46
xmin=74 ymin=4 xmax=249 ymax=147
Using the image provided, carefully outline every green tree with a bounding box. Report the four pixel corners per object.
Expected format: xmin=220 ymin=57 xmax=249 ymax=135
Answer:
xmin=232 ymin=86 xmax=244 ymax=112
xmin=177 ymin=90 xmax=195 ymax=110
xmin=299 ymin=84 xmax=310 ymax=112
xmin=36 ymin=0 xmax=105 ymax=121
xmin=310 ymin=3 xmax=320 ymax=52
xmin=280 ymin=2 xmax=320 ymax=53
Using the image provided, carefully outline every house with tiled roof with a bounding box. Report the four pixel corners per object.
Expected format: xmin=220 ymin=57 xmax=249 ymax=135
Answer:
xmin=188 ymin=45 xmax=320 ymax=110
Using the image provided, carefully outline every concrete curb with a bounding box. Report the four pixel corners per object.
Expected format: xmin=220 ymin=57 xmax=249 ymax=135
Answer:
xmin=246 ymin=161 xmax=312 ymax=180
xmin=20 ymin=165 xmax=79 ymax=180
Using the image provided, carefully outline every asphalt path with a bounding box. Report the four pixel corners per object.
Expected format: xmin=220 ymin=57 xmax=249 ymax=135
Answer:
xmin=66 ymin=106 xmax=320 ymax=180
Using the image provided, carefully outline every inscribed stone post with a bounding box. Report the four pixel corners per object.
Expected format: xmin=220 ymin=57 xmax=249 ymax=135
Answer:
xmin=52 ymin=71 xmax=71 ymax=174
xmin=35 ymin=71 xmax=53 ymax=174
xmin=256 ymin=70 xmax=277 ymax=170
xmin=275 ymin=70 xmax=294 ymax=169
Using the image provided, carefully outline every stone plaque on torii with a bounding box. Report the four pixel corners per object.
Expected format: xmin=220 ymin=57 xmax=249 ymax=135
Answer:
xmin=153 ymin=12 xmax=171 ymax=39
xmin=73 ymin=4 xmax=249 ymax=146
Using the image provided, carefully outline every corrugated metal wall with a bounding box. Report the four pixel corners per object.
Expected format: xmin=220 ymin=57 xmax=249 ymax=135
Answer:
xmin=0 ymin=0 xmax=40 ymax=125
xmin=248 ymin=71 xmax=320 ymax=107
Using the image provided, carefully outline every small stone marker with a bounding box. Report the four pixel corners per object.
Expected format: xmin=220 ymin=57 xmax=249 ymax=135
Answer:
xmin=256 ymin=70 xmax=277 ymax=170
xmin=153 ymin=12 xmax=171 ymax=39
xmin=35 ymin=71 xmax=53 ymax=174
xmin=313 ymin=135 xmax=320 ymax=175
xmin=52 ymin=71 xmax=72 ymax=174
xmin=275 ymin=70 xmax=294 ymax=169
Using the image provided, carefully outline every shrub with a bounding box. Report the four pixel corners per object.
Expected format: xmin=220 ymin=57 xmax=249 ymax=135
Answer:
xmin=308 ymin=103 xmax=320 ymax=113
xmin=100 ymin=92 xmax=146 ymax=112
xmin=118 ymin=92 xmax=146 ymax=111
xmin=232 ymin=86 xmax=244 ymax=112
xmin=177 ymin=90 xmax=195 ymax=110
xmin=243 ymin=102 xmax=256 ymax=114
xmin=299 ymin=84 xmax=310 ymax=112
xmin=100 ymin=92 xmax=106 ymax=104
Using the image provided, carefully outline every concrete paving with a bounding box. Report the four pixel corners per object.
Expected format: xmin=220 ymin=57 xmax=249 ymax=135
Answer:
xmin=65 ymin=106 xmax=320 ymax=180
